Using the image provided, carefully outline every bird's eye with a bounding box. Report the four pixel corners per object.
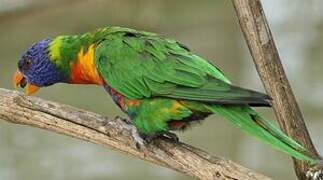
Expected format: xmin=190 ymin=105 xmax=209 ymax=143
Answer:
xmin=22 ymin=59 xmax=32 ymax=70
xmin=26 ymin=59 xmax=31 ymax=65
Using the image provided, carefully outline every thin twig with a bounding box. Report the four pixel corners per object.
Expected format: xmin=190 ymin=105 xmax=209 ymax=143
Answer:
xmin=231 ymin=0 xmax=323 ymax=179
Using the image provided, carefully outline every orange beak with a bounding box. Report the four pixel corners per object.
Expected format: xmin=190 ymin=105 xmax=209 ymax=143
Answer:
xmin=13 ymin=70 xmax=40 ymax=95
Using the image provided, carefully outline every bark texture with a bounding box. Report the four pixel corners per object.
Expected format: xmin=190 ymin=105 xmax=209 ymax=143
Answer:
xmin=232 ymin=0 xmax=323 ymax=179
xmin=0 ymin=88 xmax=270 ymax=180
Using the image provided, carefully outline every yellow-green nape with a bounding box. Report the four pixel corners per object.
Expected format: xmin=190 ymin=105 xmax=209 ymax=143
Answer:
xmin=47 ymin=35 xmax=90 ymax=76
xmin=48 ymin=36 xmax=74 ymax=76
xmin=48 ymin=36 xmax=63 ymax=63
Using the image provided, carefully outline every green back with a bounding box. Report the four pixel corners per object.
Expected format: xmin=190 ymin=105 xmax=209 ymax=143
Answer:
xmin=94 ymin=27 xmax=269 ymax=105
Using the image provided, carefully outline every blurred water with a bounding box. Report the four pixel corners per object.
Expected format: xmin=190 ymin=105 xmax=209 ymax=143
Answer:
xmin=0 ymin=1 xmax=322 ymax=179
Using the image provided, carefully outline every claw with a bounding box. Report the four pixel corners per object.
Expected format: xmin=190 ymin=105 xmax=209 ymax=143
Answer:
xmin=130 ymin=127 xmax=146 ymax=149
xmin=162 ymin=131 xmax=179 ymax=142
xmin=307 ymin=164 xmax=323 ymax=180
xmin=123 ymin=118 xmax=179 ymax=149
xmin=137 ymin=131 xmax=180 ymax=145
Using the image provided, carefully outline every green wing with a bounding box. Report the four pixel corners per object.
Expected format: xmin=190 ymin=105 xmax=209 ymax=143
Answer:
xmin=94 ymin=28 xmax=270 ymax=106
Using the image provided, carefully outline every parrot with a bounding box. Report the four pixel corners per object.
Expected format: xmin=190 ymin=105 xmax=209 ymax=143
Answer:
xmin=13 ymin=26 xmax=315 ymax=163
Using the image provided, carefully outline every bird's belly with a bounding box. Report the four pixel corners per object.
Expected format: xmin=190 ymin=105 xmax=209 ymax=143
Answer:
xmin=103 ymin=83 xmax=137 ymax=115
xmin=103 ymin=83 xmax=212 ymax=133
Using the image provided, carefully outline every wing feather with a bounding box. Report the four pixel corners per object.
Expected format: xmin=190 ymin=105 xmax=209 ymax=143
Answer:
xmin=94 ymin=29 xmax=270 ymax=106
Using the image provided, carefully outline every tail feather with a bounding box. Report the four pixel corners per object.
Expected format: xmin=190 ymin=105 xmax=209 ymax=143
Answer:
xmin=206 ymin=104 xmax=314 ymax=162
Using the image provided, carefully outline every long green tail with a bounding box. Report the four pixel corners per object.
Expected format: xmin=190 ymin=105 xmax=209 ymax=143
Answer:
xmin=206 ymin=104 xmax=314 ymax=163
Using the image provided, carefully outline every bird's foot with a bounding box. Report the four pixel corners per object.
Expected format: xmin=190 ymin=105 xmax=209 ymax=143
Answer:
xmin=162 ymin=131 xmax=179 ymax=142
xmin=129 ymin=127 xmax=146 ymax=149
xmin=307 ymin=163 xmax=323 ymax=180
xmin=118 ymin=116 xmax=132 ymax=124
xmin=131 ymin=130 xmax=179 ymax=149
xmin=118 ymin=118 xmax=146 ymax=149
xmin=140 ymin=131 xmax=179 ymax=144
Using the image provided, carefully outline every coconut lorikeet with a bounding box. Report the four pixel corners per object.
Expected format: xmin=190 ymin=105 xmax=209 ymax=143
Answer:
xmin=13 ymin=27 xmax=315 ymax=162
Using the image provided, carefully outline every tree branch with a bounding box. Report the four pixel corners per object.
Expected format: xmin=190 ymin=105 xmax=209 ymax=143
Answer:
xmin=0 ymin=88 xmax=270 ymax=180
xmin=231 ymin=1 xmax=323 ymax=179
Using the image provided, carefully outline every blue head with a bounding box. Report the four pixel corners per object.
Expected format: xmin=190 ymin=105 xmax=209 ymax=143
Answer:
xmin=14 ymin=39 xmax=68 ymax=94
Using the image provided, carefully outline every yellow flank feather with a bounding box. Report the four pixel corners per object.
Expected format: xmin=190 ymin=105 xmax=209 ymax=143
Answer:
xmin=169 ymin=101 xmax=183 ymax=113
xmin=162 ymin=101 xmax=184 ymax=115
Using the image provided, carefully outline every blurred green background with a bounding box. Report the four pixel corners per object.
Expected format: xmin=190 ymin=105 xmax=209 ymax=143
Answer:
xmin=0 ymin=0 xmax=322 ymax=179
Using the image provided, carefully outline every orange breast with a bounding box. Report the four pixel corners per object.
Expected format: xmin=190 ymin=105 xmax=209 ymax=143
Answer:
xmin=69 ymin=44 xmax=103 ymax=85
